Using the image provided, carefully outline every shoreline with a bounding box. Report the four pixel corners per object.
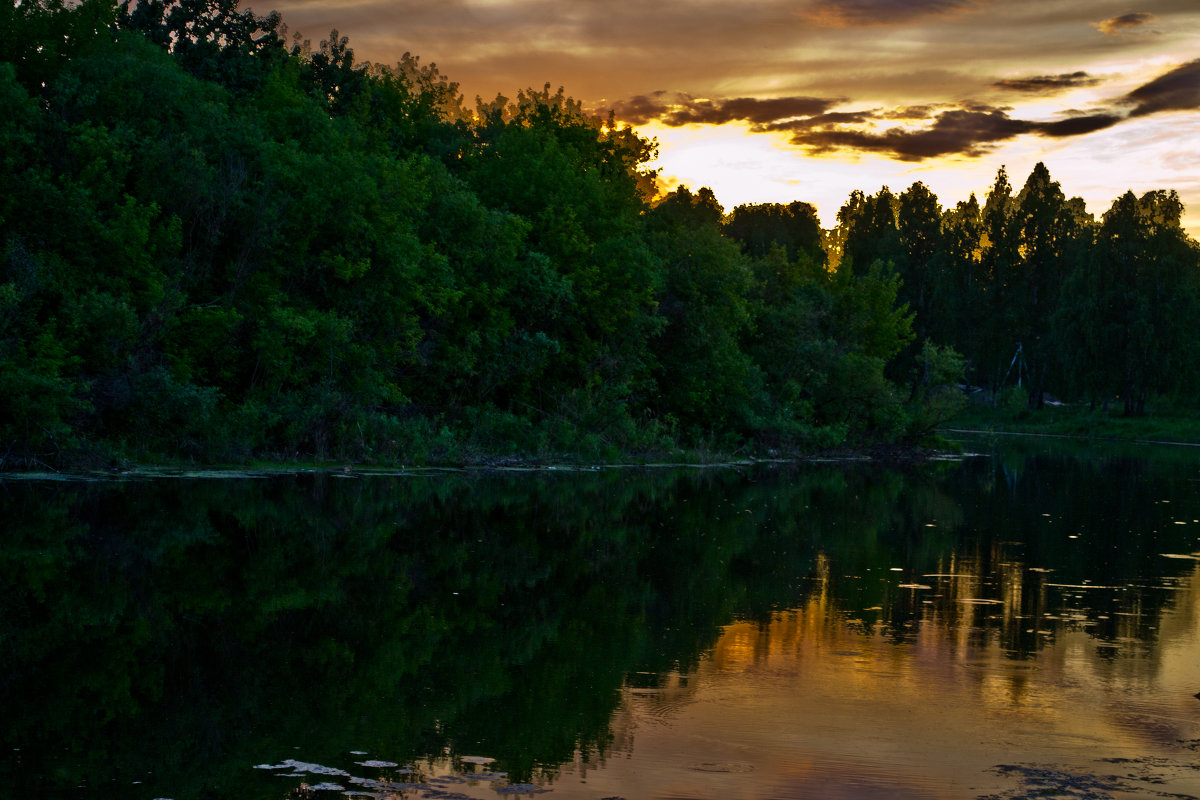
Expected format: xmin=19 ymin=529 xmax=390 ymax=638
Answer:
xmin=0 ymin=444 xmax=969 ymax=481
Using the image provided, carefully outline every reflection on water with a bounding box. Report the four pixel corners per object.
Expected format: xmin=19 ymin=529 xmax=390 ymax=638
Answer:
xmin=2 ymin=437 xmax=1200 ymax=799
xmin=594 ymin=561 xmax=1200 ymax=800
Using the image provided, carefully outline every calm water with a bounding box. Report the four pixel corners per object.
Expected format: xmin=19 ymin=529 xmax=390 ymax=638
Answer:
xmin=3 ymin=436 xmax=1200 ymax=800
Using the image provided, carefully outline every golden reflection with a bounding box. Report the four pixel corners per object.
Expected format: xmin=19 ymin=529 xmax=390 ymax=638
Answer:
xmin=586 ymin=555 xmax=1200 ymax=799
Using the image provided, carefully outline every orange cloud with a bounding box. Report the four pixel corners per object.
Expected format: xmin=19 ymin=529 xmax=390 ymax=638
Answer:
xmin=993 ymin=72 xmax=1102 ymax=94
xmin=603 ymin=93 xmax=844 ymax=126
xmin=782 ymin=107 xmax=1121 ymax=161
xmin=1092 ymin=12 xmax=1156 ymax=35
xmin=802 ymin=0 xmax=977 ymax=26
xmin=606 ymin=59 xmax=1197 ymax=163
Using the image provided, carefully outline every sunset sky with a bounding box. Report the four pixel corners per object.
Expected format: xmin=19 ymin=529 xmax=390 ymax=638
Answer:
xmin=248 ymin=0 xmax=1200 ymax=236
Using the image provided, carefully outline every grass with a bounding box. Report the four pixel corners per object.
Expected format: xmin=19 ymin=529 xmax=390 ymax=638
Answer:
xmin=945 ymin=393 xmax=1200 ymax=445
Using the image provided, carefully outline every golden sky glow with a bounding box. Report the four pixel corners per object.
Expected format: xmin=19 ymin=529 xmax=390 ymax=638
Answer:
xmin=247 ymin=0 xmax=1200 ymax=235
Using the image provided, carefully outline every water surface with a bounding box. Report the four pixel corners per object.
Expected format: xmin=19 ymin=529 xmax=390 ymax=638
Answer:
xmin=3 ymin=437 xmax=1199 ymax=799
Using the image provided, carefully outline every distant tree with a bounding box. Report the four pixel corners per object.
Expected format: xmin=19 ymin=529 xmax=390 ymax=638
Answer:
xmin=977 ymin=166 xmax=1020 ymax=392
xmin=931 ymin=194 xmax=983 ymax=365
xmin=895 ymin=182 xmax=943 ymax=340
xmin=838 ymin=187 xmax=901 ymax=276
xmin=1058 ymin=190 xmax=1200 ymax=415
xmin=725 ymin=201 xmax=826 ymax=267
xmin=1009 ymin=162 xmax=1091 ymax=407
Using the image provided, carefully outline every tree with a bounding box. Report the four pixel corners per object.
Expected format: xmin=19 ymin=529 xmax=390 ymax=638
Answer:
xmin=1060 ymin=190 xmax=1200 ymax=415
xmin=977 ymin=166 xmax=1020 ymax=393
xmin=816 ymin=261 xmax=915 ymax=440
xmin=725 ymin=201 xmax=826 ymax=267
xmin=0 ymin=0 xmax=116 ymax=97
xmin=117 ymin=0 xmax=292 ymax=94
xmin=837 ymin=187 xmax=901 ymax=276
xmin=459 ymin=85 xmax=664 ymax=438
xmin=896 ymin=182 xmax=942 ymax=340
xmin=1008 ymin=162 xmax=1090 ymax=407
xmin=931 ymin=193 xmax=983 ymax=369
xmin=645 ymin=188 xmax=763 ymax=434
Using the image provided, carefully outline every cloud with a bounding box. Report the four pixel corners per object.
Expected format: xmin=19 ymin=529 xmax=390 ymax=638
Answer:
xmin=1122 ymin=59 xmax=1200 ymax=117
xmin=605 ymin=93 xmax=843 ymax=126
xmin=1092 ymin=12 xmax=1157 ymax=35
xmin=254 ymin=0 xmax=1200 ymax=110
xmin=1035 ymin=114 xmax=1123 ymax=137
xmin=802 ymin=0 xmax=977 ymax=26
xmin=993 ymin=71 xmax=1101 ymax=94
xmin=784 ymin=107 xmax=1121 ymax=160
xmin=599 ymin=56 xmax=1194 ymax=163
xmin=786 ymin=108 xmax=1027 ymax=160
xmin=605 ymin=92 xmax=672 ymax=125
xmin=879 ymin=105 xmax=945 ymax=120
xmin=761 ymin=110 xmax=880 ymax=132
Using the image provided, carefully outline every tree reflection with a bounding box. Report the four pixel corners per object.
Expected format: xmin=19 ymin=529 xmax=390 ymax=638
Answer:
xmin=1 ymin=446 xmax=1197 ymax=797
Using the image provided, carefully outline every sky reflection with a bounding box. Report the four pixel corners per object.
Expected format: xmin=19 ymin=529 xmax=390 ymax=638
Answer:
xmin=575 ymin=539 xmax=1200 ymax=798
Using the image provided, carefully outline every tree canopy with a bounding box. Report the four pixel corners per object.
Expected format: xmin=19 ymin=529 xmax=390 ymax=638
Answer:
xmin=2 ymin=0 xmax=1194 ymax=468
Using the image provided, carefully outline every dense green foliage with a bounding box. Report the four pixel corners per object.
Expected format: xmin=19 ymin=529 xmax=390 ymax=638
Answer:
xmin=5 ymin=1 xmax=1193 ymax=467
xmin=0 ymin=0 xmax=937 ymax=468
xmin=830 ymin=165 xmax=1200 ymax=416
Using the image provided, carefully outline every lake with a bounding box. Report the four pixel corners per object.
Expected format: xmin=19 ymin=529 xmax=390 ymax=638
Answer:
xmin=3 ymin=435 xmax=1200 ymax=799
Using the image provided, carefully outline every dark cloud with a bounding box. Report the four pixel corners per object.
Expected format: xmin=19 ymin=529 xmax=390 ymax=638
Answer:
xmin=787 ymin=108 xmax=1029 ymax=160
xmin=786 ymin=58 xmax=1200 ymax=159
xmin=689 ymin=96 xmax=845 ymax=125
xmin=602 ymin=56 xmax=1199 ymax=162
xmin=761 ymin=110 xmax=879 ymax=132
xmin=785 ymin=107 xmax=1120 ymax=160
xmin=1122 ymin=59 xmax=1200 ymax=117
xmin=879 ymin=105 xmax=944 ymax=120
xmin=993 ymin=71 xmax=1101 ymax=94
xmin=1093 ymin=12 xmax=1157 ymax=35
xmin=1035 ymin=114 xmax=1123 ymax=137
xmin=604 ymin=92 xmax=671 ymax=125
xmin=606 ymin=93 xmax=843 ymax=126
xmin=803 ymin=0 xmax=977 ymax=26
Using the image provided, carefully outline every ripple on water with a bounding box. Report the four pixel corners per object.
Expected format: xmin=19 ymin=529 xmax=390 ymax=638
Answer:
xmin=688 ymin=761 xmax=756 ymax=773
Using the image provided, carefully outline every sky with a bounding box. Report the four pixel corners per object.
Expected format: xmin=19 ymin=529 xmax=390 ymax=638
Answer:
xmin=247 ymin=0 xmax=1200 ymax=237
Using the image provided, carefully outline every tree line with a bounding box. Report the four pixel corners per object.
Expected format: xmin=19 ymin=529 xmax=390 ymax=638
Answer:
xmin=831 ymin=165 xmax=1200 ymax=416
xmin=0 ymin=0 xmax=1195 ymax=468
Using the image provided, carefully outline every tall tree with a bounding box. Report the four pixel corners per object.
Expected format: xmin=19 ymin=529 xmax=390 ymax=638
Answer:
xmin=837 ymin=187 xmax=902 ymax=276
xmin=978 ymin=166 xmax=1020 ymax=393
xmin=932 ymin=193 xmax=983 ymax=369
xmin=896 ymin=182 xmax=943 ymax=341
xmin=1060 ymin=190 xmax=1200 ymax=415
xmin=1009 ymin=162 xmax=1089 ymax=406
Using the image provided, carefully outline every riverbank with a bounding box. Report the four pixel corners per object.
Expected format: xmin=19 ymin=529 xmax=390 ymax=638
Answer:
xmin=0 ymin=434 xmax=968 ymax=478
xmin=0 ymin=448 xmax=959 ymax=481
xmin=946 ymin=401 xmax=1200 ymax=446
